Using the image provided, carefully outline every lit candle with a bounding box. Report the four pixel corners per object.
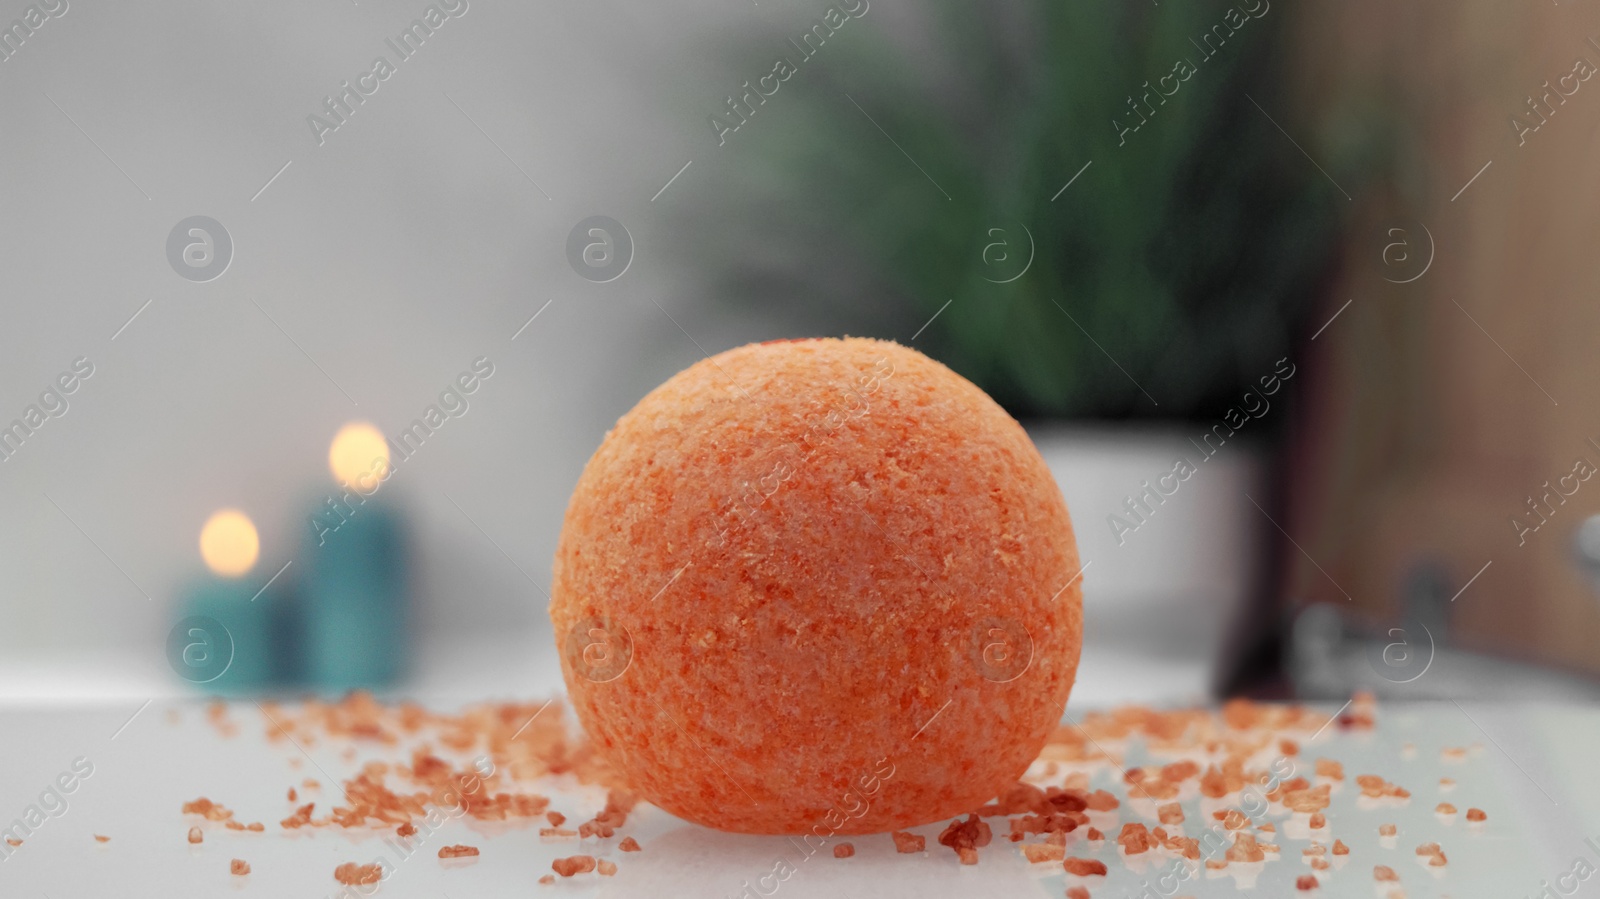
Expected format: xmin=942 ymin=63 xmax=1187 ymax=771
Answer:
xmin=176 ymin=509 xmax=283 ymax=691
xmin=302 ymin=421 xmax=410 ymax=690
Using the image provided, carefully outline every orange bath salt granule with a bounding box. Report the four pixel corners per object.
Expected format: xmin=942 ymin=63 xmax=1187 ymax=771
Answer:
xmin=1466 ymin=808 xmax=1487 ymax=822
xmin=1331 ymin=839 xmax=1348 ymax=856
xmin=187 ymin=827 xmax=203 ymax=844
xmin=93 ymin=835 xmax=109 ymax=843
xmin=1158 ymin=803 xmax=1184 ymax=825
xmin=598 ymin=860 xmax=617 ymax=876
xmin=333 ymin=863 xmax=382 ymax=886
xmin=438 ymin=845 xmax=479 ymax=859
xmin=1436 ymin=803 xmax=1457 ymax=816
xmin=1064 ymin=857 xmax=1108 ymax=876
xmin=1379 ymin=823 xmax=1396 ymax=836
xmin=892 ymin=831 xmax=925 ymax=853
xmin=1022 ymin=843 xmax=1065 ymax=863
xmin=546 ymin=811 xmax=566 ymax=827
xmin=396 ymin=822 xmax=416 ymax=837
xmin=1067 ymin=888 xmax=1091 ymax=899
xmin=538 ymin=874 xmax=555 ymax=885
xmin=619 ymin=837 xmax=642 ymax=852
xmin=833 ymin=843 xmax=855 ymax=859
xmin=1297 ymin=874 xmax=1319 ymax=890
xmin=1375 ymin=865 xmax=1399 ymax=881
xmin=231 ymin=859 xmax=250 ymax=875
xmin=552 ymin=855 xmax=597 ymax=877
xmin=1227 ymin=833 xmax=1266 ymax=863
xmin=1308 ymin=812 xmax=1326 ymax=830
xmin=551 ymin=338 xmax=1083 ymax=834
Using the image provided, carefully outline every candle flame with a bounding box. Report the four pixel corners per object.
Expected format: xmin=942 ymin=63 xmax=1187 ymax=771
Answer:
xmin=329 ymin=421 xmax=390 ymax=489
xmin=199 ymin=509 xmax=259 ymax=577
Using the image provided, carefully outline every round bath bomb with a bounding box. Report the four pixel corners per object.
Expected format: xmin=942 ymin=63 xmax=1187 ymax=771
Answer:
xmin=550 ymin=337 xmax=1081 ymax=834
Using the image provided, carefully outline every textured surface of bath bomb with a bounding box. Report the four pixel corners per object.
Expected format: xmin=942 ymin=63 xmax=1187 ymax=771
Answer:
xmin=550 ymin=337 xmax=1081 ymax=834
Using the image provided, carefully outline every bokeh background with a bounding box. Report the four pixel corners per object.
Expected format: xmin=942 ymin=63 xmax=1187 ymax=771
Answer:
xmin=2 ymin=0 xmax=1598 ymax=711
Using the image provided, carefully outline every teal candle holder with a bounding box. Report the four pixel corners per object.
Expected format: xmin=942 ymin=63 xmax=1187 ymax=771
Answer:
xmin=301 ymin=490 xmax=410 ymax=692
xmin=175 ymin=571 xmax=288 ymax=693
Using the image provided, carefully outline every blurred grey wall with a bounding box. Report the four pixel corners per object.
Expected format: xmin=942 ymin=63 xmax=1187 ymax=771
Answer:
xmin=0 ymin=0 xmax=855 ymax=664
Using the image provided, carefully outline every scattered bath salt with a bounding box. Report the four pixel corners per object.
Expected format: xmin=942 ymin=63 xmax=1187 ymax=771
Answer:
xmin=1118 ymin=823 xmax=1152 ymax=855
xmin=4 ymin=839 xmax=19 ymax=848
xmin=333 ymin=862 xmax=382 ymax=886
xmin=1067 ymin=888 xmax=1091 ymax=899
xmin=1064 ymin=857 xmax=1108 ymax=876
xmin=619 ymin=837 xmax=642 ymax=852
xmin=280 ymin=803 xmax=314 ymax=829
xmin=1304 ymin=843 xmax=1326 ymax=857
xmin=438 ymin=845 xmax=479 ymax=858
xmin=538 ymin=874 xmax=555 ymax=885
xmin=1085 ymin=790 xmax=1120 ymax=812
xmin=1315 ymin=758 xmax=1344 ymax=780
xmin=1375 ymin=865 xmax=1399 ymax=881
xmin=1332 ymin=839 xmax=1348 ymax=856
xmin=892 ymin=831 xmax=925 ymax=853
xmin=598 ymin=859 xmax=617 ymax=876
xmin=833 ymin=843 xmax=855 ymax=859
xmin=1216 ymin=810 xmax=1249 ymax=830
xmin=546 ymin=811 xmax=566 ymax=827
xmin=1308 ymin=812 xmax=1326 ymax=830
xmin=1380 ymin=824 xmax=1397 ymax=836
xmin=1085 ymin=827 xmax=1104 ymax=842
xmin=1297 ymin=874 xmax=1319 ymax=890
xmin=287 ymin=787 xmax=297 ymax=802
xmin=540 ymin=828 xmax=577 ymax=839
xmin=1439 ymin=777 xmax=1455 ymax=790
xmin=230 ymin=859 xmax=250 ymax=876
xmin=1022 ymin=842 xmax=1065 ymax=863
xmin=1258 ymin=823 xmax=1275 ymax=833
xmin=1227 ymin=832 xmax=1266 ymax=863
xmin=1310 ymin=857 xmax=1330 ymax=870
xmin=552 ymin=855 xmax=597 ymax=877
xmin=396 ymin=822 xmax=416 ymax=837
xmin=187 ymin=827 xmax=203 ymax=845
xmin=1436 ymin=803 xmax=1457 ymax=816
xmin=93 ymin=834 xmax=109 ymax=843
xmin=937 ymin=814 xmax=991 ymax=865
xmin=181 ymin=797 xmax=234 ymax=822
xmin=1158 ymin=802 xmax=1184 ymax=825
xmin=1466 ymin=808 xmax=1487 ymax=822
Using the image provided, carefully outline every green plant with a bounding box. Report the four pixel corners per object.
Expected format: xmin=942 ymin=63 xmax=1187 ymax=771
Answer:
xmin=674 ymin=1 xmax=1345 ymax=421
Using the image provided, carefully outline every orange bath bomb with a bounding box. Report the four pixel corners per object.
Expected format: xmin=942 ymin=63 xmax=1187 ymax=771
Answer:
xmin=550 ymin=337 xmax=1081 ymax=834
